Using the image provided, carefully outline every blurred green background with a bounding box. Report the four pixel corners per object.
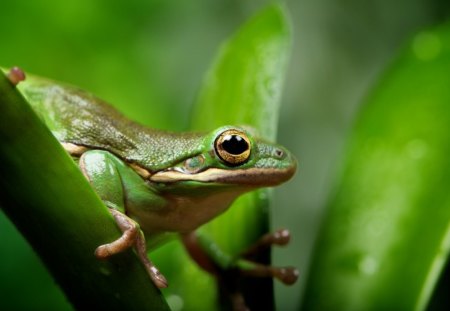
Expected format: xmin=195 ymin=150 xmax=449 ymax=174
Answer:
xmin=1 ymin=1 xmax=450 ymax=310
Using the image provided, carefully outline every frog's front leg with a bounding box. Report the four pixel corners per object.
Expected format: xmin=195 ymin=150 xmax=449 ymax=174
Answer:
xmin=236 ymin=229 xmax=298 ymax=284
xmin=181 ymin=229 xmax=298 ymax=309
xmin=79 ymin=150 xmax=168 ymax=288
xmin=182 ymin=229 xmax=298 ymax=283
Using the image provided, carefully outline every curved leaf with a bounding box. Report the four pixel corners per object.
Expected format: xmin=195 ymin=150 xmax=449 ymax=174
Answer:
xmin=0 ymin=71 xmax=170 ymax=310
xmin=301 ymin=22 xmax=450 ymax=311
xmin=155 ymin=3 xmax=292 ymax=311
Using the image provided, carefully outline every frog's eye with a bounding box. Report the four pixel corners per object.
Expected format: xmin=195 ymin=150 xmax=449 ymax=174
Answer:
xmin=214 ymin=129 xmax=251 ymax=166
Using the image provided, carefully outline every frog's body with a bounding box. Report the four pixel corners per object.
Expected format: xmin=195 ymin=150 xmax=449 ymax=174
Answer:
xmin=20 ymin=79 xmax=205 ymax=171
xmin=12 ymin=71 xmax=298 ymax=294
xmin=19 ymin=80 xmax=231 ymax=237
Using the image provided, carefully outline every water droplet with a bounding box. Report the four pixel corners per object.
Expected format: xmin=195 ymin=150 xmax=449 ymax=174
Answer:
xmin=166 ymin=295 xmax=184 ymax=311
xmin=412 ymin=31 xmax=441 ymax=61
xmin=358 ymin=256 xmax=378 ymax=275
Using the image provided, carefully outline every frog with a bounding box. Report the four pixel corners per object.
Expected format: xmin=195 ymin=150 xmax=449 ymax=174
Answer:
xmin=6 ymin=67 xmax=298 ymax=302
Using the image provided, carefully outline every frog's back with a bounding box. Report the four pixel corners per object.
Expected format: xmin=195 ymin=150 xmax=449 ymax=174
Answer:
xmin=19 ymin=77 xmax=204 ymax=172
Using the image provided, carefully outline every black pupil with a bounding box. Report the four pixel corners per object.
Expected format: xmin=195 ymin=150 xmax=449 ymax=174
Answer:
xmin=222 ymin=135 xmax=248 ymax=155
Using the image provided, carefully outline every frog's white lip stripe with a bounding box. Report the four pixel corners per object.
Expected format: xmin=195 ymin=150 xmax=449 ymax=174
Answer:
xmin=149 ymin=167 xmax=295 ymax=186
xmin=62 ymin=142 xmax=296 ymax=186
xmin=62 ymin=142 xmax=88 ymax=156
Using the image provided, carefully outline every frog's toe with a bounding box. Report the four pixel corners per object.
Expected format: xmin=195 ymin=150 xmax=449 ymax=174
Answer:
xmin=94 ymin=244 xmax=112 ymax=259
xmin=149 ymin=267 xmax=169 ymax=288
xmin=272 ymin=266 xmax=299 ymax=285
xmin=241 ymin=228 xmax=291 ymax=259
xmin=238 ymin=260 xmax=299 ymax=286
xmin=271 ymin=228 xmax=291 ymax=246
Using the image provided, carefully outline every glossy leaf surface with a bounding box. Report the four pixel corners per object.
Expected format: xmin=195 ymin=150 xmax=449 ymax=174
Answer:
xmin=301 ymin=23 xmax=450 ymax=311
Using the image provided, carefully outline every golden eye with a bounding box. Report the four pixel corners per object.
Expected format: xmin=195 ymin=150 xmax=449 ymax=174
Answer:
xmin=214 ymin=129 xmax=251 ymax=166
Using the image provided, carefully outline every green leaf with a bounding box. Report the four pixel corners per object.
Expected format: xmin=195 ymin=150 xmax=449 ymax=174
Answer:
xmin=193 ymin=0 xmax=291 ymax=251
xmin=156 ymin=3 xmax=292 ymax=311
xmin=0 ymin=71 xmax=170 ymax=310
xmin=191 ymin=3 xmax=291 ymax=140
xmin=300 ymin=22 xmax=450 ymax=311
xmin=0 ymin=3 xmax=292 ymax=309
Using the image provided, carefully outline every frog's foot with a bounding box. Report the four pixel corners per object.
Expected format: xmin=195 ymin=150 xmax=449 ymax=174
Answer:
xmin=95 ymin=208 xmax=168 ymax=288
xmin=238 ymin=228 xmax=299 ymax=285
xmin=94 ymin=209 xmax=139 ymax=258
xmin=7 ymin=66 xmax=26 ymax=86
xmin=236 ymin=260 xmax=299 ymax=285
xmin=182 ymin=229 xmax=298 ymax=310
xmin=241 ymin=228 xmax=291 ymax=258
xmin=182 ymin=229 xmax=298 ymax=284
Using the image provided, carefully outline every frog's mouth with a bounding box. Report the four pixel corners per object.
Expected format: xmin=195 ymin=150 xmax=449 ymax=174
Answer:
xmin=149 ymin=165 xmax=296 ymax=187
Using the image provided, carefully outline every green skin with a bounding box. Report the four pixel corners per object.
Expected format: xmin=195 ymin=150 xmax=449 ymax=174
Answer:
xmin=14 ymin=73 xmax=297 ymax=291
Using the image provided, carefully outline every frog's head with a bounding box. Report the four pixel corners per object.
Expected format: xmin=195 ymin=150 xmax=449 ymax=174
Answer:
xmin=150 ymin=126 xmax=296 ymax=189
